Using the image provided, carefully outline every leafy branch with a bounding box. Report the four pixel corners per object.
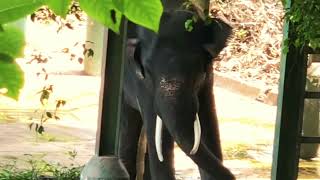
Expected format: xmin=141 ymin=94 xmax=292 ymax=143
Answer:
xmin=28 ymin=84 xmax=67 ymax=136
xmin=285 ymin=0 xmax=320 ymax=50
xmin=0 ymin=0 xmax=163 ymax=33
xmin=0 ymin=0 xmax=163 ymax=100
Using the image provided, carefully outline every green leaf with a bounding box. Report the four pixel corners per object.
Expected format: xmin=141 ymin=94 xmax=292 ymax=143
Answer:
xmin=40 ymin=89 xmax=50 ymax=105
xmin=118 ymin=0 xmax=163 ymax=32
xmin=0 ymin=25 xmax=25 ymax=100
xmin=0 ymin=25 xmax=25 ymax=59
xmin=38 ymin=125 xmax=45 ymax=134
xmin=185 ymin=19 xmax=194 ymax=32
xmin=87 ymin=49 xmax=94 ymax=57
xmin=46 ymin=111 xmax=53 ymax=118
xmin=0 ymin=53 xmax=14 ymax=63
xmin=0 ymin=0 xmax=45 ymax=24
xmin=79 ymin=0 xmax=122 ymax=33
xmin=46 ymin=0 xmax=72 ymax=18
xmin=0 ymin=60 xmax=24 ymax=100
xmin=35 ymin=123 xmax=39 ymax=132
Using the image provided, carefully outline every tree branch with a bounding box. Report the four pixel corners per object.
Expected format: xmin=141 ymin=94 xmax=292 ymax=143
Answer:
xmin=190 ymin=0 xmax=209 ymax=20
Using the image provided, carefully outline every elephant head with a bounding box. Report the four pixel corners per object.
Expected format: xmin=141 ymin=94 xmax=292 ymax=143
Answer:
xmin=124 ymin=10 xmax=234 ymax=179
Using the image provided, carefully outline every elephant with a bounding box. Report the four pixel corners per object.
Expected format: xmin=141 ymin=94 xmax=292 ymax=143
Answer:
xmin=118 ymin=10 xmax=235 ymax=180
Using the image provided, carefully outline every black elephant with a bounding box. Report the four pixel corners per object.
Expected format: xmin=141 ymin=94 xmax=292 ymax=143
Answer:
xmin=118 ymin=10 xmax=235 ymax=180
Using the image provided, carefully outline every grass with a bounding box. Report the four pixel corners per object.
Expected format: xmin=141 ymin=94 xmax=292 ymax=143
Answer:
xmin=0 ymin=113 xmax=4 ymax=122
xmin=37 ymin=133 xmax=79 ymax=142
xmin=0 ymin=113 xmax=17 ymax=124
xmin=221 ymin=117 xmax=320 ymax=179
xmin=0 ymin=153 xmax=82 ymax=180
xmin=298 ymin=159 xmax=320 ymax=179
xmin=220 ymin=117 xmax=275 ymax=130
xmin=223 ymin=143 xmax=253 ymax=160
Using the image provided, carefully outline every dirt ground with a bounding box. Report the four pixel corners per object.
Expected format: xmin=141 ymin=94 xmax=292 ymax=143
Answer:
xmin=0 ymin=74 xmax=277 ymax=179
xmin=1 ymin=75 xmax=318 ymax=179
xmin=2 ymin=51 xmax=319 ymax=180
xmin=2 ymin=52 xmax=320 ymax=180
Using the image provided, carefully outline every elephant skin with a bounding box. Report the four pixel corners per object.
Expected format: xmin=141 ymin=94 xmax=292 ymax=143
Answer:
xmin=118 ymin=10 xmax=235 ymax=180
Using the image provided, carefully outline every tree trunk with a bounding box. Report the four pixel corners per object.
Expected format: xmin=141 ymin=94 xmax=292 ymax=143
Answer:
xmin=190 ymin=0 xmax=209 ymax=20
xmin=161 ymin=0 xmax=209 ymax=20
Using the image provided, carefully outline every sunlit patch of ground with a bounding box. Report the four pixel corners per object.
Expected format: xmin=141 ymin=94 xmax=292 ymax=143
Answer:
xmin=222 ymin=117 xmax=319 ymax=179
xmin=173 ymin=116 xmax=275 ymax=179
xmin=221 ymin=117 xmax=274 ymax=179
xmin=299 ymin=158 xmax=320 ymax=179
xmin=1 ymin=76 xmax=319 ymax=179
xmin=174 ymin=115 xmax=320 ymax=179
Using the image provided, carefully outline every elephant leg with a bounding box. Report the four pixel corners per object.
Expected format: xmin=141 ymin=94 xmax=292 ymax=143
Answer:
xmin=118 ymin=102 xmax=143 ymax=180
xmin=198 ymin=84 xmax=223 ymax=180
xmin=145 ymin=118 xmax=175 ymax=180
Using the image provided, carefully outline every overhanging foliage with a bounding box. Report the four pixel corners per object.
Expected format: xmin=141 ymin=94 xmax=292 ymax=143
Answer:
xmin=0 ymin=0 xmax=163 ymax=100
xmin=286 ymin=0 xmax=320 ymax=50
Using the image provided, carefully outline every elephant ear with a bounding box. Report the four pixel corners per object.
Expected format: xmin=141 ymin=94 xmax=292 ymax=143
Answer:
xmin=127 ymin=38 xmax=145 ymax=79
xmin=133 ymin=41 xmax=145 ymax=79
xmin=202 ymin=19 xmax=232 ymax=59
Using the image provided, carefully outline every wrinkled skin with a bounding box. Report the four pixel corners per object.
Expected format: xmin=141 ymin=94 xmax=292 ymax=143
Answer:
xmin=118 ymin=10 xmax=235 ymax=180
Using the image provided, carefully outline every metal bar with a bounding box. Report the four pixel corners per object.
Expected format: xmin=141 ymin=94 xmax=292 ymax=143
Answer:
xmin=95 ymin=19 xmax=127 ymax=156
xmin=305 ymin=91 xmax=320 ymax=99
xmin=300 ymin=136 xmax=320 ymax=143
xmin=271 ymin=0 xmax=309 ymax=177
xmin=80 ymin=18 xmax=129 ymax=180
xmin=271 ymin=44 xmax=307 ymax=180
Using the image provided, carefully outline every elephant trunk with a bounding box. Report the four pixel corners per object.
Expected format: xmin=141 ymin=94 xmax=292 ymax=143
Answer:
xmin=148 ymin=79 xmax=234 ymax=179
xmin=154 ymin=87 xmax=202 ymax=162
xmin=153 ymin=96 xmax=235 ymax=179
xmin=155 ymin=113 xmax=201 ymax=162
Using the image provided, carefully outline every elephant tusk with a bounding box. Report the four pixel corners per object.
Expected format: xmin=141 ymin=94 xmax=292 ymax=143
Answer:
xmin=155 ymin=115 xmax=164 ymax=162
xmin=190 ymin=114 xmax=201 ymax=155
